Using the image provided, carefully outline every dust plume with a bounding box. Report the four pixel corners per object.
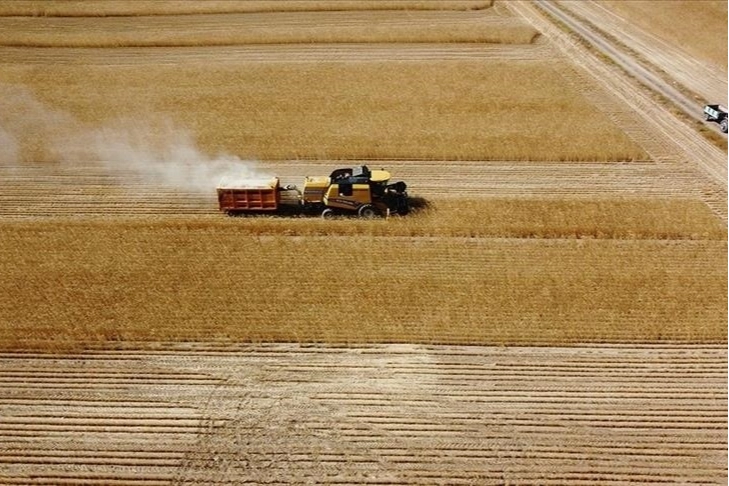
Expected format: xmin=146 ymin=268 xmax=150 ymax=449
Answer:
xmin=0 ymin=83 xmax=269 ymax=191
xmin=0 ymin=83 xmax=78 ymax=165
xmin=77 ymin=118 xmax=271 ymax=192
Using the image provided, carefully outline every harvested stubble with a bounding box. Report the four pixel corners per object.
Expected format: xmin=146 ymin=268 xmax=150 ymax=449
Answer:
xmin=0 ymin=60 xmax=647 ymax=162
xmin=0 ymin=11 xmax=539 ymax=47
xmin=0 ymin=1 xmax=493 ymax=17
xmin=0 ymin=216 xmax=725 ymax=351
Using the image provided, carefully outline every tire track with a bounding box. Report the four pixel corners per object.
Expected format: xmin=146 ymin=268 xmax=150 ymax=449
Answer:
xmin=0 ymin=344 xmax=724 ymax=484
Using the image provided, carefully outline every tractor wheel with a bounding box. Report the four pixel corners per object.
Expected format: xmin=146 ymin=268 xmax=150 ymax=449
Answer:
xmin=721 ymin=118 xmax=728 ymax=133
xmin=358 ymin=204 xmax=379 ymax=219
xmin=321 ymin=208 xmax=336 ymax=219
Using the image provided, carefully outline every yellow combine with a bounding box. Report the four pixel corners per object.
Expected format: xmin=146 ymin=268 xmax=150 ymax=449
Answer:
xmin=217 ymin=165 xmax=409 ymax=218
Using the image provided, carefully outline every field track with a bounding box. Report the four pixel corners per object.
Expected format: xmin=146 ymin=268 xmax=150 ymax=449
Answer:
xmin=0 ymin=43 xmax=549 ymax=65
xmin=0 ymin=344 xmax=725 ymax=485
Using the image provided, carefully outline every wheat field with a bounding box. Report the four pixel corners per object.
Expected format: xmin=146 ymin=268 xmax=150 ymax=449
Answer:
xmin=0 ymin=10 xmax=539 ymax=47
xmin=0 ymin=2 xmax=726 ymax=484
xmin=0 ymin=1 xmax=494 ymax=17
xmin=0 ymin=60 xmax=647 ymax=162
xmin=0 ymin=0 xmax=645 ymax=162
xmin=0 ymin=220 xmax=725 ymax=351
xmin=0 ymin=0 xmax=724 ymax=350
xmin=599 ymin=0 xmax=727 ymax=68
xmin=0 ymin=196 xmax=726 ymax=351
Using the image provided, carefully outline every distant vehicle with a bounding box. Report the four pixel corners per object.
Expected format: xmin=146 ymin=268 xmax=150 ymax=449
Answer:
xmin=703 ymin=104 xmax=727 ymax=133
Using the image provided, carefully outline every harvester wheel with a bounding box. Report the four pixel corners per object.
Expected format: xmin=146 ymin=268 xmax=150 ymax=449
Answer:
xmin=321 ymin=208 xmax=336 ymax=219
xmin=358 ymin=204 xmax=379 ymax=219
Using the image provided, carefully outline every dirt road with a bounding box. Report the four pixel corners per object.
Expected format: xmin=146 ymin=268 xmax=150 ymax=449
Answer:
xmin=0 ymin=344 xmax=725 ymax=485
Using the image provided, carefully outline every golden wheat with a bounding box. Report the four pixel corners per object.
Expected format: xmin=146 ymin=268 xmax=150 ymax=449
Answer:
xmin=600 ymin=0 xmax=727 ymax=68
xmin=0 ymin=220 xmax=724 ymax=351
xmin=0 ymin=60 xmax=647 ymax=162
xmin=0 ymin=11 xmax=537 ymax=47
xmin=0 ymin=0 xmax=725 ymax=355
xmin=206 ymin=197 xmax=727 ymax=240
xmin=0 ymin=1 xmax=493 ymax=17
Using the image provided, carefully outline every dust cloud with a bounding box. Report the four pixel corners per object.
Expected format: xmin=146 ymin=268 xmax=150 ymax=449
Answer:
xmin=0 ymin=83 xmax=269 ymax=192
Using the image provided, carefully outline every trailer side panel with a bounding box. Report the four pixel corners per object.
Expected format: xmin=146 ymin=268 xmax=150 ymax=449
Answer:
xmin=217 ymin=187 xmax=279 ymax=213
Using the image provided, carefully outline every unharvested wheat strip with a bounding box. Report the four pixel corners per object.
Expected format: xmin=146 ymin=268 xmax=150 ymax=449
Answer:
xmin=0 ymin=11 xmax=537 ymax=47
xmin=0 ymin=1 xmax=494 ymax=17
xmin=0 ymin=57 xmax=645 ymax=162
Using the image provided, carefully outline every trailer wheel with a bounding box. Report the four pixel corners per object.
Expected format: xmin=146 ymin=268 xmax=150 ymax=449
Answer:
xmin=358 ymin=204 xmax=379 ymax=219
xmin=721 ymin=118 xmax=728 ymax=133
xmin=321 ymin=208 xmax=336 ymax=219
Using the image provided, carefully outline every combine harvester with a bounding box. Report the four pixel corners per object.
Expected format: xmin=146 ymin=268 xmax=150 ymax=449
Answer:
xmin=217 ymin=166 xmax=409 ymax=218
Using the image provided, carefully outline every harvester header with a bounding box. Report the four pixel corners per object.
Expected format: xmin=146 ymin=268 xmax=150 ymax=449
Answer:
xmin=217 ymin=166 xmax=409 ymax=218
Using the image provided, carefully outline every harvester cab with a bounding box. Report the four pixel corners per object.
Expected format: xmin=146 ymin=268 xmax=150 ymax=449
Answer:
xmin=319 ymin=165 xmax=409 ymax=218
